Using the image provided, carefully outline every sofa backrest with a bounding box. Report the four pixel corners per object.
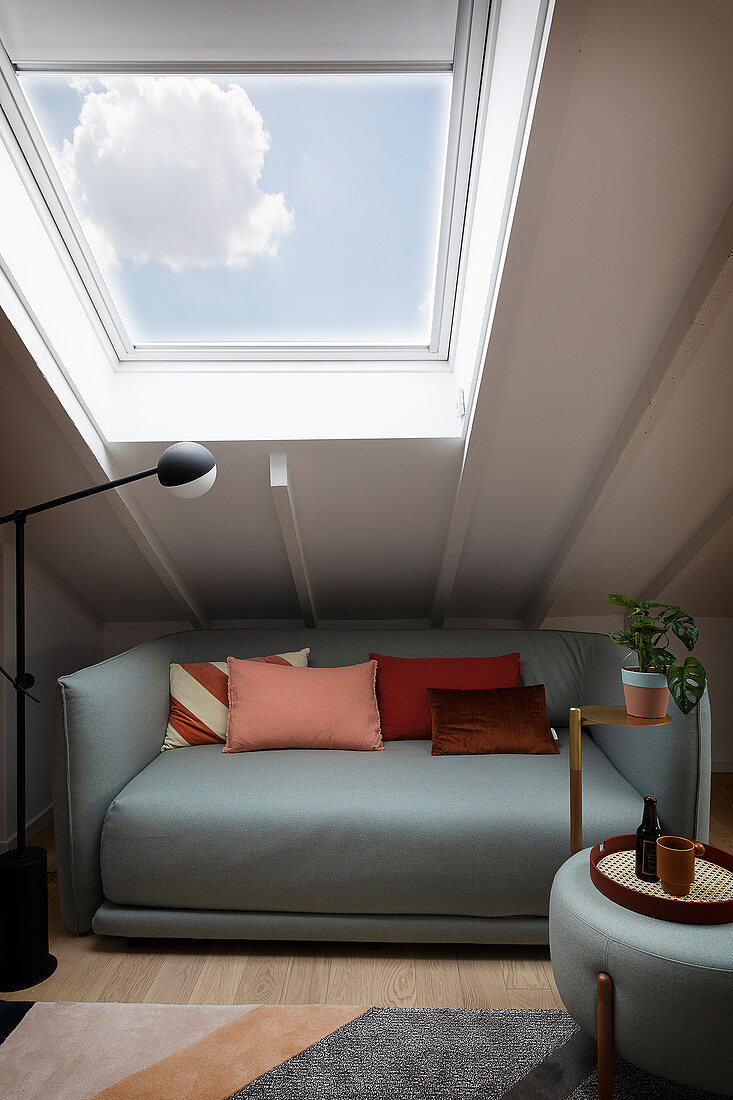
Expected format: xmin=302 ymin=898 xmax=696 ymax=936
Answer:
xmin=154 ymin=626 xmax=612 ymax=728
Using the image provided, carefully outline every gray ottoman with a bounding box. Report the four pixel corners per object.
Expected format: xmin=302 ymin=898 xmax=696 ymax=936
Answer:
xmin=550 ymin=850 xmax=733 ymax=1097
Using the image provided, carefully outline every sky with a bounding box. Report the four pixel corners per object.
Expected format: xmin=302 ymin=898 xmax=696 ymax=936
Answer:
xmin=21 ymin=72 xmax=451 ymax=346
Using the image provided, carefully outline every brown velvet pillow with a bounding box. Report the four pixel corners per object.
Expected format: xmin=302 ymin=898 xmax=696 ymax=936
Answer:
xmin=427 ymin=684 xmax=559 ymax=755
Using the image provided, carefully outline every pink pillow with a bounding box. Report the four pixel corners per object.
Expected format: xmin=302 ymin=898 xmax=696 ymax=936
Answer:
xmin=224 ymin=658 xmax=383 ymax=752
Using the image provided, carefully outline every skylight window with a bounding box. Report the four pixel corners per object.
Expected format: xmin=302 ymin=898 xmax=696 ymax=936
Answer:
xmin=20 ymin=72 xmax=452 ymax=350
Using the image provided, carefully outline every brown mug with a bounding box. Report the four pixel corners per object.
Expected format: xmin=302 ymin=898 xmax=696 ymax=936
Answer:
xmin=656 ymin=835 xmax=705 ymax=896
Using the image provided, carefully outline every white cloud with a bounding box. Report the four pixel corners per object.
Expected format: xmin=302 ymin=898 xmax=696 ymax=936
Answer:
xmin=59 ymin=76 xmax=294 ymax=271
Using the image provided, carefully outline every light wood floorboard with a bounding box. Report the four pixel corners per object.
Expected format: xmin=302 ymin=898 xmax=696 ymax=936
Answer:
xmin=4 ymin=775 xmax=730 ymax=1008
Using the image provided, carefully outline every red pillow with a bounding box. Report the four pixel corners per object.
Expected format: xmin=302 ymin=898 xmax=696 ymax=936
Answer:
xmin=428 ymin=684 xmax=559 ymax=755
xmin=369 ymin=652 xmax=521 ymax=740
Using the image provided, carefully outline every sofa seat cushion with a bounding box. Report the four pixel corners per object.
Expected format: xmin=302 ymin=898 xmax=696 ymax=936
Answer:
xmin=100 ymin=733 xmax=642 ymax=918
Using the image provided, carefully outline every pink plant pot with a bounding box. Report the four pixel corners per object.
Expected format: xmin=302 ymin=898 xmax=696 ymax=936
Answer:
xmin=621 ymin=668 xmax=670 ymax=719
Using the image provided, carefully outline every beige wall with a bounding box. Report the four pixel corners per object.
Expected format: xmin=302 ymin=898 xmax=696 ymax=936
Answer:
xmin=0 ymin=534 xmax=103 ymax=849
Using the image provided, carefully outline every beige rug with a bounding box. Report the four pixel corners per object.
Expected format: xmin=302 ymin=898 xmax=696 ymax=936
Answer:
xmin=0 ymin=1001 xmax=366 ymax=1098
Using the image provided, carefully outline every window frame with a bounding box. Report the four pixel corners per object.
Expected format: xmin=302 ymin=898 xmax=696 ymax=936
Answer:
xmin=0 ymin=0 xmax=491 ymax=366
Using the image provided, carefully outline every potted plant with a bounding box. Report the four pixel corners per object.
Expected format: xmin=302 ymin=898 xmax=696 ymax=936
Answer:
xmin=607 ymin=594 xmax=706 ymax=718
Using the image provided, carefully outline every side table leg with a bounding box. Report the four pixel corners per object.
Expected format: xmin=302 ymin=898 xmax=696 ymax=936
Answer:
xmin=597 ymin=972 xmax=614 ymax=1100
xmin=569 ymin=707 xmax=582 ymax=854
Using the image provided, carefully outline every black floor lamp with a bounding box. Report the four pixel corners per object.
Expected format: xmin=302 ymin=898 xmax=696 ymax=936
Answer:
xmin=0 ymin=442 xmax=216 ymax=991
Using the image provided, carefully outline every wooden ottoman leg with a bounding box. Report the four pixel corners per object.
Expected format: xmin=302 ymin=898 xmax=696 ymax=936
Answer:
xmin=597 ymin=972 xmax=614 ymax=1100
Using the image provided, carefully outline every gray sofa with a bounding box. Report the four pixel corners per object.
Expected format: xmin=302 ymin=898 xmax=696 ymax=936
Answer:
xmin=53 ymin=628 xmax=711 ymax=944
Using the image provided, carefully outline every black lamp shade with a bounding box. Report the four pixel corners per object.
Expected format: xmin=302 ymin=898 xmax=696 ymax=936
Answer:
xmin=156 ymin=442 xmax=217 ymax=498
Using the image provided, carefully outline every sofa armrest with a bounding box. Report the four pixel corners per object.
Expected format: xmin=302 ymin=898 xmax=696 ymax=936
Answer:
xmin=52 ymin=637 xmax=175 ymax=933
xmin=582 ymin=635 xmax=711 ymax=842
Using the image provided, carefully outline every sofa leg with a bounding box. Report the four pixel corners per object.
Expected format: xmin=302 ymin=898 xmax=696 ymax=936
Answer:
xmin=597 ymin=972 xmax=614 ymax=1100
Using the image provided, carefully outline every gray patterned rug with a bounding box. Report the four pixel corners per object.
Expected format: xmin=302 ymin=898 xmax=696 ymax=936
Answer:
xmin=232 ymin=1007 xmax=724 ymax=1100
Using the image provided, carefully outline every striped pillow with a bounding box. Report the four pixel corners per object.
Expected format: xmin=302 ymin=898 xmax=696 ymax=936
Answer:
xmin=161 ymin=649 xmax=310 ymax=751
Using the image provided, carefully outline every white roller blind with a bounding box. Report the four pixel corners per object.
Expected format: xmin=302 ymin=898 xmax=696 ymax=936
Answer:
xmin=0 ymin=0 xmax=459 ymax=65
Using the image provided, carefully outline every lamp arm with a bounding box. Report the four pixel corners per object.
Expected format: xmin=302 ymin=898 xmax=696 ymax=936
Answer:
xmin=0 ymin=466 xmax=158 ymax=525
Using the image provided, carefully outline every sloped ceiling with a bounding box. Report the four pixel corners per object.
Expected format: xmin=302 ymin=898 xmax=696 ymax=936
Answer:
xmin=672 ymin=517 xmax=733 ymax=616
xmin=450 ymin=0 xmax=733 ymax=622
xmin=554 ymin=295 xmax=733 ymax=617
xmin=0 ymin=319 xmax=186 ymax=621
xmin=0 ymin=0 xmax=731 ymax=628
xmin=109 ymin=439 xmax=463 ymax=622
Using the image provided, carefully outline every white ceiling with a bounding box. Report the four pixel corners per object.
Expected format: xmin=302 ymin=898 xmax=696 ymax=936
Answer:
xmin=0 ymin=0 xmax=731 ymax=628
xmin=0 ymin=0 xmax=459 ymax=64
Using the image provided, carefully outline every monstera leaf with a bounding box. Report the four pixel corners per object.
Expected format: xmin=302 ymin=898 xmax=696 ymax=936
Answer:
xmin=669 ymin=613 xmax=699 ymax=651
xmin=608 ymin=630 xmax=636 ymax=648
xmin=608 ymin=593 xmax=639 ymax=610
xmin=649 ymin=646 xmax=677 ymax=671
xmin=667 ymin=657 xmax=706 ymax=715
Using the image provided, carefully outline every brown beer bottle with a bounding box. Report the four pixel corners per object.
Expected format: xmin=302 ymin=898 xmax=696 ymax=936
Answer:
xmin=635 ymin=795 xmax=662 ymax=882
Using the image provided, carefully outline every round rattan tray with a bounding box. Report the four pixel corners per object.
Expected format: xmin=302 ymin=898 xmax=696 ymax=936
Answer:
xmin=589 ymin=834 xmax=733 ymax=924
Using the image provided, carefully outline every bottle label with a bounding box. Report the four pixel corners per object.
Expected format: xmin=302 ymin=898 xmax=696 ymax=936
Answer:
xmin=642 ymin=839 xmax=657 ymax=876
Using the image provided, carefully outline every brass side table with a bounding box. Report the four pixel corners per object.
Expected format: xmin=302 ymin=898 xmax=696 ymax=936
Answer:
xmin=568 ymin=705 xmax=671 ymax=855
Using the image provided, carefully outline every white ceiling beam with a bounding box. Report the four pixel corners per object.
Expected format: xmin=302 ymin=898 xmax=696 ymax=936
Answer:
xmin=641 ymin=488 xmax=733 ymax=604
xmin=0 ymin=294 xmax=210 ymax=628
xmin=431 ymin=0 xmax=591 ymax=626
xmin=524 ymin=199 xmax=733 ymax=628
xmin=269 ymin=453 xmax=317 ymax=628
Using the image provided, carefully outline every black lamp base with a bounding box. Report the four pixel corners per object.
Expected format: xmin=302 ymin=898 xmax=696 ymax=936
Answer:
xmin=0 ymin=954 xmax=57 ymax=993
xmin=0 ymin=846 xmax=58 ymax=992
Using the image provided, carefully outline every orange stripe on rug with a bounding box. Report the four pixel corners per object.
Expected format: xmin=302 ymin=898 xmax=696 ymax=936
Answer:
xmin=91 ymin=1004 xmax=369 ymax=1100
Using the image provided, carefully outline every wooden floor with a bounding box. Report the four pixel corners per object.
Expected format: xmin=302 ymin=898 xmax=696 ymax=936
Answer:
xmin=5 ymin=775 xmax=732 ymax=1008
